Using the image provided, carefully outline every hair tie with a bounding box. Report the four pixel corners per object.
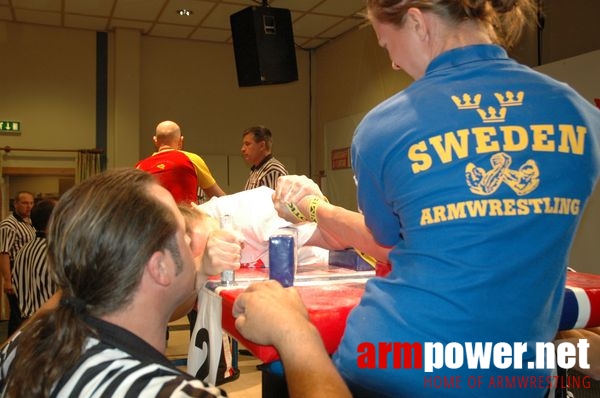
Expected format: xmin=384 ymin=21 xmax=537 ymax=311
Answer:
xmin=60 ymin=296 xmax=88 ymax=315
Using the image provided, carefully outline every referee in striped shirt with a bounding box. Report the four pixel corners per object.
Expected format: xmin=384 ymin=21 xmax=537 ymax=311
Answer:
xmin=0 ymin=169 xmax=227 ymax=397
xmin=241 ymin=126 xmax=288 ymax=190
xmin=12 ymin=198 xmax=57 ymax=321
xmin=1 ymin=169 xmax=352 ymax=398
xmin=0 ymin=191 xmax=35 ymax=335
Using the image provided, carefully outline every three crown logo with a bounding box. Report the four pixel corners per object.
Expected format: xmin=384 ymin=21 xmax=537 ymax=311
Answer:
xmin=476 ymin=107 xmax=508 ymax=123
xmin=451 ymin=94 xmax=481 ymax=109
xmin=452 ymin=90 xmax=524 ymax=123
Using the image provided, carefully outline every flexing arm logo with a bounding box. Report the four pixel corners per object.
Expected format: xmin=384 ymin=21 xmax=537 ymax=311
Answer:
xmin=455 ymin=91 xmax=540 ymax=196
xmin=466 ymin=153 xmax=540 ymax=196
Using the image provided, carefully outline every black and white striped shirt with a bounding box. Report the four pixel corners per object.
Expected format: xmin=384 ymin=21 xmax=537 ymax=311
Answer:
xmin=0 ymin=316 xmax=228 ymax=397
xmin=0 ymin=213 xmax=35 ymax=262
xmin=244 ymin=155 xmax=288 ymax=190
xmin=12 ymin=232 xmax=55 ymax=318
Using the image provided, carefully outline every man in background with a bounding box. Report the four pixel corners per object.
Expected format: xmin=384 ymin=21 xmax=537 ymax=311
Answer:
xmin=241 ymin=125 xmax=287 ymax=190
xmin=137 ymin=120 xmax=226 ymax=204
xmin=0 ymin=191 xmax=35 ymax=335
xmin=0 ymin=168 xmax=350 ymax=398
xmin=12 ymin=198 xmax=57 ymax=323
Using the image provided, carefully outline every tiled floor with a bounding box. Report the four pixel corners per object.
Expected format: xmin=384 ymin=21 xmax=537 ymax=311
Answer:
xmin=220 ymin=352 xmax=263 ymax=398
xmin=166 ymin=317 xmax=263 ymax=398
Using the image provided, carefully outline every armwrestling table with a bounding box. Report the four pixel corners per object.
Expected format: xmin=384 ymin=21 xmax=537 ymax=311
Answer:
xmin=204 ymin=266 xmax=600 ymax=397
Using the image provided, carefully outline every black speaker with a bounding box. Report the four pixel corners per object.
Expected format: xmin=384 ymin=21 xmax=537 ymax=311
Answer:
xmin=230 ymin=6 xmax=298 ymax=87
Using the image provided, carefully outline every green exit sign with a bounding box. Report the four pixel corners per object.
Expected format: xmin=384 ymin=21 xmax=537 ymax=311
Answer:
xmin=0 ymin=121 xmax=21 ymax=135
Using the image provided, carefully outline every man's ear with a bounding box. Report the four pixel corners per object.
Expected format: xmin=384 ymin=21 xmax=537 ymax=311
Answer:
xmin=152 ymin=136 xmax=159 ymax=148
xmin=147 ymin=251 xmax=170 ymax=286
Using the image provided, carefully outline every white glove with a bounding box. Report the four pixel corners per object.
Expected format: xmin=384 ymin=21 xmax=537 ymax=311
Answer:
xmin=273 ymin=175 xmax=326 ymax=223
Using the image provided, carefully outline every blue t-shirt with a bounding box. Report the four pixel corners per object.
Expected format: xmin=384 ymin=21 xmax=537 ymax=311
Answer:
xmin=333 ymin=45 xmax=600 ymax=397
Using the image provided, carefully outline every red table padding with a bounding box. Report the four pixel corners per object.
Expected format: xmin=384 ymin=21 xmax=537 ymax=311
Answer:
xmin=219 ymin=281 xmax=365 ymax=364
xmin=215 ymin=268 xmax=600 ymax=364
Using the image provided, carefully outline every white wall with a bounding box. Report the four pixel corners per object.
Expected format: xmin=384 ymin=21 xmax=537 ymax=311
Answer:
xmin=323 ymin=112 xmax=365 ymax=211
xmin=535 ymin=50 xmax=600 ymax=274
xmin=138 ymin=36 xmax=310 ymax=195
xmin=0 ymin=22 xmax=97 ymax=168
xmin=535 ymin=50 xmax=600 ymax=104
xmin=0 ymin=21 xmax=311 ymax=207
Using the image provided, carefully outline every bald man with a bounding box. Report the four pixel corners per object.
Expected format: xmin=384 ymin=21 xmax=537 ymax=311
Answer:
xmin=136 ymin=120 xmax=226 ymax=203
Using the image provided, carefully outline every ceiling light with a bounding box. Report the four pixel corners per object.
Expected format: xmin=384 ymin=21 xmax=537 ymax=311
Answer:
xmin=176 ymin=9 xmax=193 ymax=16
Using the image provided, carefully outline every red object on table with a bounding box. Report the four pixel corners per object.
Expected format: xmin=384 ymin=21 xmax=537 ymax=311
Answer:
xmin=216 ymin=268 xmax=600 ymax=364
xmin=219 ymin=281 xmax=365 ymax=364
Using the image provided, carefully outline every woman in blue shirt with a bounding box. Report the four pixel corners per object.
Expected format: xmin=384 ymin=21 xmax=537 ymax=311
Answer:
xmin=269 ymin=0 xmax=600 ymax=397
